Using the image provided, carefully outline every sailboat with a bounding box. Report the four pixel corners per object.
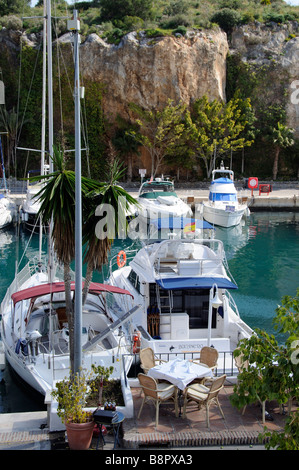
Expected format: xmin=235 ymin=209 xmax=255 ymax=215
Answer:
xmin=0 ymin=3 xmax=140 ymax=396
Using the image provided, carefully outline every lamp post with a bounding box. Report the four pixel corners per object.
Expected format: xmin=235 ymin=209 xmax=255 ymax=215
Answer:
xmin=207 ymin=283 xmax=223 ymax=347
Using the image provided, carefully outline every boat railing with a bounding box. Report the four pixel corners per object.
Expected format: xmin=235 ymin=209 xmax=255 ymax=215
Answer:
xmin=224 ymin=290 xmax=240 ymax=318
xmin=122 ymin=349 xmax=237 ymax=387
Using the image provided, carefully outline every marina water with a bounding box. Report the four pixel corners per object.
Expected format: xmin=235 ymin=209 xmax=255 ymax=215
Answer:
xmin=0 ymin=211 xmax=298 ymax=412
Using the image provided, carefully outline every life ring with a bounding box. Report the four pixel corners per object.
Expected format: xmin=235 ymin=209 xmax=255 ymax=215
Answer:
xmin=117 ymin=250 xmax=126 ymax=268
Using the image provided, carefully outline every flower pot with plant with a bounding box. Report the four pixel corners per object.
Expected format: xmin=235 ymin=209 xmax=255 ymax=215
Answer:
xmin=51 ymin=370 xmax=95 ymax=450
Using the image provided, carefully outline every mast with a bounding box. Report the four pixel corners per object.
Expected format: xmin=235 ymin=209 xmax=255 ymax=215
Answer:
xmin=39 ymin=0 xmax=47 ymax=262
xmin=46 ymin=0 xmax=55 ymax=282
xmin=68 ymin=10 xmax=83 ymax=376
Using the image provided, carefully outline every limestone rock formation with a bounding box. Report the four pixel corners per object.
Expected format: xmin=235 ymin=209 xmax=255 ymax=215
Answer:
xmin=231 ymin=21 xmax=299 ymax=135
xmin=79 ymin=29 xmax=228 ymax=120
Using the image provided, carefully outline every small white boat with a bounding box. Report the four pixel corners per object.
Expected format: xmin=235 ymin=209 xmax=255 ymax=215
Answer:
xmin=0 ymin=193 xmax=16 ymax=229
xmin=134 ymin=178 xmax=192 ymax=221
xmin=108 ymin=237 xmax=253 ymax=376
xmin=201 ymin=167 xmax=249 ymax=228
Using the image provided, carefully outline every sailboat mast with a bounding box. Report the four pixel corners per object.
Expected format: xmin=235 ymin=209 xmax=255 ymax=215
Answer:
xmin=69 ymin=10 xmax=83 ymax=376
xmin=39 ymin=1 xmax=47 ymax=262
xmin=46 ymin=0 xmax=55 ymax=282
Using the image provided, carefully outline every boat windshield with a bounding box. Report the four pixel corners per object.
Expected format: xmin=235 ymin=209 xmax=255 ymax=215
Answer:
xmin=209 ymin=193 xmax=237 ymax=202
xmin=140 ymin=182 xmax=176 ymax=199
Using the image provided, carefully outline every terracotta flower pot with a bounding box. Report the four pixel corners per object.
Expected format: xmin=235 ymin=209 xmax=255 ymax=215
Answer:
xmin=65 ymin=420 xmax=95 ymax=450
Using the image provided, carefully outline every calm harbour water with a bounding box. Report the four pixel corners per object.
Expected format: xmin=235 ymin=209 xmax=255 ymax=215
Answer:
xmin=0 ymin=211 xmax=298 ymax=412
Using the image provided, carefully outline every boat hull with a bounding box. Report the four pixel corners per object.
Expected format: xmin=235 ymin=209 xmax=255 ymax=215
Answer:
xmin=202 ymin=203 xmax=246 ymax=228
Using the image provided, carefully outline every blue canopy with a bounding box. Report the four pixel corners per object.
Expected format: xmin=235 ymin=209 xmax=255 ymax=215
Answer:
xmin=156 ymin=277 xmax=238 ymax=290
xmin=150 ymin=217 xmax=214 ymax=230
xmin=211 ymin=177 xmax=233 ymax=184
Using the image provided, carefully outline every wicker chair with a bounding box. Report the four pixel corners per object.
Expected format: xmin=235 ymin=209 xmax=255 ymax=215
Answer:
xmin=137 ymin=373 xmax=179 ymax=427
xmin=194 ymin=346 xmax=219 ymax=370
xmin=182 ymin=374 xmax=226 ymax=428
xmin=139 ymin=347 xmax=165 ymax=374
xmin=191 ymin=346 xmax=219 ymax=384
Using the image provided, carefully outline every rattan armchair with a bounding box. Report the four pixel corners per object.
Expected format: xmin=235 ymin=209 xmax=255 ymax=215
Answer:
xmin=182 ymin=374 xmax=226 ymax=428
xmin=137 ymin=373 xmax=179 ymax=427
xmin=139 ymin=347 xmax=166 ymax=374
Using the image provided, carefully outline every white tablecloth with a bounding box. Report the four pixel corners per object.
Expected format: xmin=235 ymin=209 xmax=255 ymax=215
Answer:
xmin=147 ymin=357 xmax=213 ymax=390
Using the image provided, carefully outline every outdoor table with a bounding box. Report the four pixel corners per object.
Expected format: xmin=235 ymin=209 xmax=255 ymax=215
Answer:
xmin=147 ymin=357 xmax=213 ymax=416
xmin=147 ymin=356 xmax=213 ymax=390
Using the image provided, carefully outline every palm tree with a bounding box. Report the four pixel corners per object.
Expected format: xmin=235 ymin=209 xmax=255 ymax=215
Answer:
xmin=82 ymin=153 xmax=138 ymax=305
xmin=35 ymin=146 xmax=99 ymax=371
xmin=35 ymin=146 xmax=138 ymax=370
xmin=271 ymin=122 xmax=294 ymax=180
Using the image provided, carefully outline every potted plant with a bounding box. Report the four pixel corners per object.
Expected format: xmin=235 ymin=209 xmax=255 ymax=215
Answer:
xmin=51 ymin=370 xmax=95 ymax=450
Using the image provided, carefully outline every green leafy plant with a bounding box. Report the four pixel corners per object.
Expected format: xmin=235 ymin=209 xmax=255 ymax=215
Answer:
xmin=230 ymin=289 xmax=299 ymax=449
xmin=51 ymin=371 xmax=94 ymax=424
xmin=51 ymin=365 xmax=116 ymax=424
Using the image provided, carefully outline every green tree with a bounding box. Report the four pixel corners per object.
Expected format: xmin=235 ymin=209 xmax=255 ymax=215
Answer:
xmin=270 ymin=122 xmax=294 ymax=180
xmin=112 ymin=115 xmax=141 ymax=182
xmin=0 ymin=0 xmax=30 ymax=16
xmin=210 ymin=8 xmax=241 ymax=34
xmin=230 ymin=289 xmax=299 ymax=450
xmin=100 ymin=0 xmax=154 ymax=22
xmin=129 ymin=99 xmax=190 ymax=177
xmin=189 ymin=95 xmax=254 ymax=178
xmin=0 ymin=106 xmax=31 ymax=176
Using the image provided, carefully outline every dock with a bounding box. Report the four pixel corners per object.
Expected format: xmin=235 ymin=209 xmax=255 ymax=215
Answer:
xmin=4 ymin=181 xmax=299 ymax=213
xmin=0 ymin=382 xmax=292 ymax=450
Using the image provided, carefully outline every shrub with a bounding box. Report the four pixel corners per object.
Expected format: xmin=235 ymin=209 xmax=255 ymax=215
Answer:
xmin=0 ymin=15 xmax=22 ymax=30
xmin=210 ymin=8 xmax=242 ymax=33
xmin=173 ymin=25 xmax=187 ymax=36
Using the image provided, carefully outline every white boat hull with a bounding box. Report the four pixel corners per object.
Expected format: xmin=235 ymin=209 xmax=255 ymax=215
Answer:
xmin=202 ymin=202 xmax=246 ymax=228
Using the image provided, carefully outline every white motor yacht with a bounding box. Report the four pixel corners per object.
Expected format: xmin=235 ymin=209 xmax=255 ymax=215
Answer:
xmin=108 ymin=237 xmax=253 ymax=377
xmin=201 ymin=167 xmax=249 ymax=228
xmin=133 ymin=178 xmax=192 ymax=221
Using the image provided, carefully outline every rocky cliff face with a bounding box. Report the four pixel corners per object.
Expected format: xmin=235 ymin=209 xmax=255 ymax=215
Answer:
xmin=79 ymin=29 xmax=228 ymax=120
xmin=231 ymin=21 xmax=299 ymax=135
xmin=2 ymin=23 xmax=299 ymax=135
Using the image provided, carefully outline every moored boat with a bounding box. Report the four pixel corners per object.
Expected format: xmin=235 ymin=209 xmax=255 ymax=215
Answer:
xmin=132 ymin=177 xmax=192 ymax=222
xmin=108 ymin=236 xmax=253 ymax=377
xmin=201 ymin=166 xmax=249 ymax=228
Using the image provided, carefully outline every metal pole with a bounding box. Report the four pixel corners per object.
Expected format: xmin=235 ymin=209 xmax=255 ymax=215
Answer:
xmin=72 ymin=10 xmax=82 ymax=376
xmin=46 ymin=0 xmax=55 ymax=283
xmin=207 ymin=286 xmax=213 ymax=347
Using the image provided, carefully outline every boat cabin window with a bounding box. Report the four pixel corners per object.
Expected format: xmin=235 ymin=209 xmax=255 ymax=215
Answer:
xmin=128 ymin=269 xmax=141 ymax=293
xmin=149 ymin=284 xmax=216 ymax=329
xmin=209 ymin=193 xmax=237 ymax=202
